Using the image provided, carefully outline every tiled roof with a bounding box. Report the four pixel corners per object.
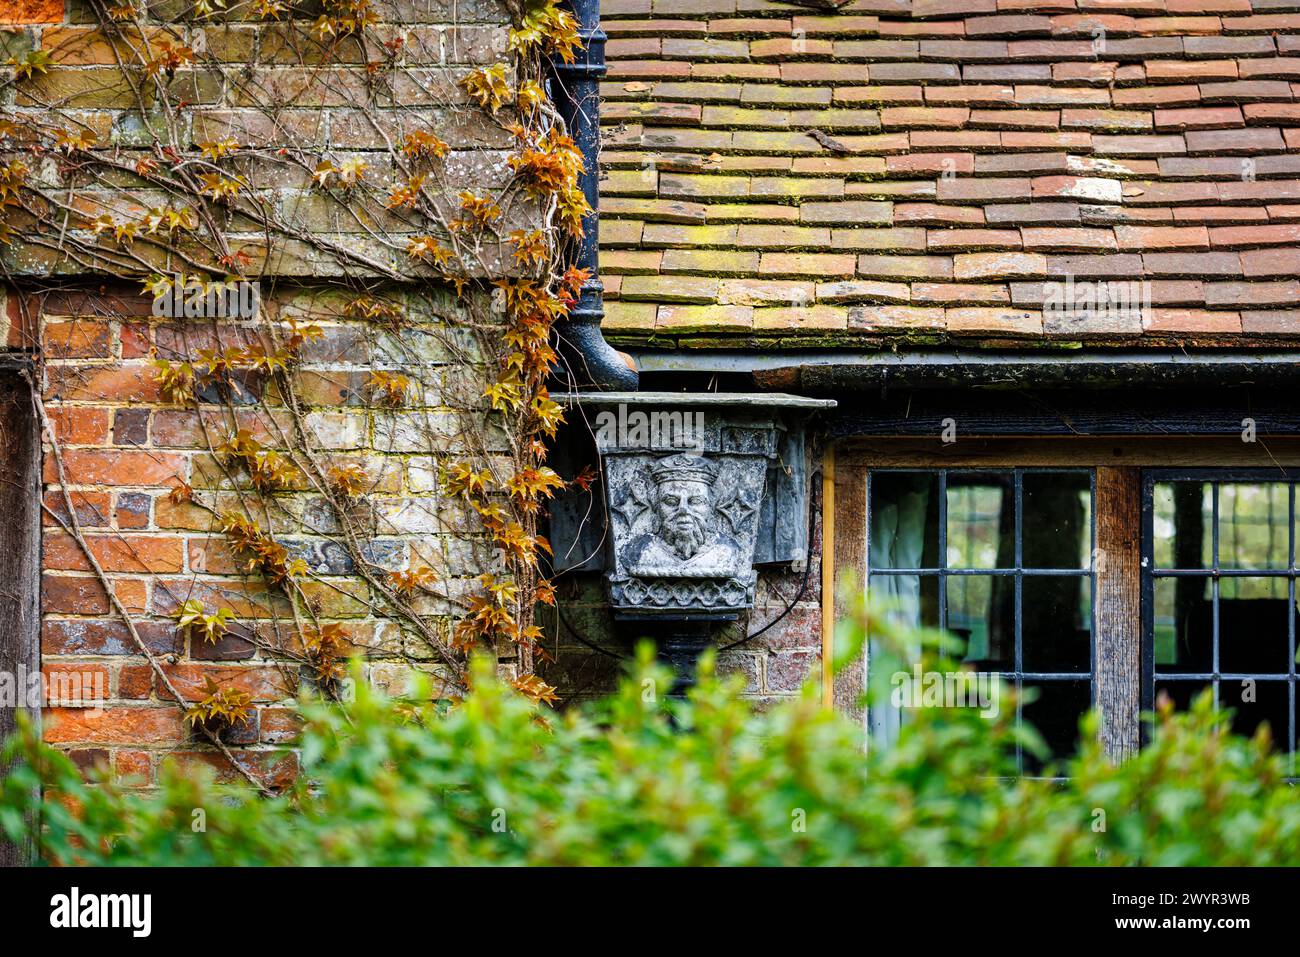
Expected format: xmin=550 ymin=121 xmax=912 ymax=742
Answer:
xmin=597 ymin=0 xmax=1300 ymax=347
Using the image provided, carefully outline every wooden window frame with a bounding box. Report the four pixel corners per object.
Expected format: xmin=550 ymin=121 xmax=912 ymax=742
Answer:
xmin=828 ymin=436 xmax=1300 ymax=762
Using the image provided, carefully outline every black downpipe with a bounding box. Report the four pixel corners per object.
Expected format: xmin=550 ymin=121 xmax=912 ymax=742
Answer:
xmin=547 ymin=0 xmax=639 ymax=391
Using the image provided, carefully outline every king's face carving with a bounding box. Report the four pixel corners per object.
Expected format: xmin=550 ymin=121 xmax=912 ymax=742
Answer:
xmin=653 ymin=478 xmax=712 ymax=560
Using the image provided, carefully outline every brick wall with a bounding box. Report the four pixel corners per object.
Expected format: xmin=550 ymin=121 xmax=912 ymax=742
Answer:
xmin=22 ymin=283 xmax=505 ymax=786
xmin=0 ymin=0 xmax=538 ymax=783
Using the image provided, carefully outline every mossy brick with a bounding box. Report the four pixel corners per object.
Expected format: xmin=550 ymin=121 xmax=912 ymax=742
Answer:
xmin=641 ymin=223 xmax=739 ymax=247
xmin=601 ymin=249 xmax=665 ymax=275
xmin=602 ymin=301 xmax=657 ymax=332
xmin=639 ymin=128 xmax=732 ymax=151
xmin=620 ymin=274 xmax=719 ymax=304
xmin=753 ymin=304 xmax=849 ymax=332
xmin=662 ymin=38 xmax=749 ymax=60
xmin=17 ymin=68 xmax=140 ymax=108
xmin=718 ymin=278 xmax=817 ymax=306
xmin=707 ymin=203 xmax=800 ymax=223
xmin=833 ymin=86 xmax=924 ymax=108
xmin=816 ymin=279 xmax=910 ymax=304
xmin=657 ymin=303 xmax=752 ymax=332
xmin=701 ymin=105 xmax=793 ymax=128
xmin=40 ymin=26 xmax=170 ymax=65
xmin=953 ymin=252 xmax=1049 ymax=280
xmin=832 ymin=227 xmax=928 ymax=252
xmin=730 ymin=130 xmax=824 ymax=153
xmin=750 ymin=177 xmax=845 ymax=200
xmin=740 ymin=84 xmax=832 ymax=107
xmin=604 ymin=101 xmax=702 ymax=124
xmin=602 ymin=169 xmax=659 ymax=197
xmin=759 ymin=252 xmax=857 ymax=277
xmin=660 ymin=248 xmax=760 ymax=275
xmin=602 ymin=197 xmax=706 ymax=224
xmin=646 ymin=81 xmax=743 ymax=102
xmin=791 ymin=155 xmax=890 ymax=177
xmin=848 ymin=304 xmax=946 ymax=331
xmin=736 ymin=224 xmax=831 ymax=249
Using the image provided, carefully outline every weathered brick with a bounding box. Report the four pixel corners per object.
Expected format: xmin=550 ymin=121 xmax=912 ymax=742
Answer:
xmin=44 ymin=706 xmax=186 ymax=745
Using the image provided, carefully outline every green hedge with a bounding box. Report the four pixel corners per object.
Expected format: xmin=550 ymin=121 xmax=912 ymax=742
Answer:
xmin=3 ymin=603 xmax=1299 ymax=865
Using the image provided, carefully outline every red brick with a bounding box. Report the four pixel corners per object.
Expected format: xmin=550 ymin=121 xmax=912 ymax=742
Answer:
xmin=926 ymin=228 xmax=1023 ymax=252
xmin=46 ymin=364 xmax=162 ymax=403
xmin=1153 ymin=107 xmax=1244 ymax=131
xmin=42 ymin=618 xmax=179 ymax=657
xmin=1092 ymin=134 xmax=1187 ymax=156
xmin=1199 ymin=80 xmax=1294 ymax=102
xmin=43 ymin=321 xmax=112 ymax=359
xmin=1185 ymin=127 xmax=1285 ymax=154
xmin=121 ymin=322 xmax=151 ymax=358
xmin=158 ymin=665 xmax=289 ymax=703
xmin=894 ymin=203 xmax=985 ymax=226
xmin=911 ymin=282 xmax=1010 ymax=305
xmin=971 ymin=109 xmax=1063 ymax=130
xmin=45 ymin=449 xmax=187 ymax=486
xmin=953 ymin=252 xmax=1048 ymax=280
xmin=936 ymin=178 xmax=1034 ymax=203
xmin=260 ymin=707 xmax=305 ymax=744
xmin=880 ymin=107 xmax=971 ymax=129
xmin=1113 ymin=85 xmax=1202 ymax=108
xmin=1115 ymin=225 xmax=1210 ymax=251
xmin=46 ymin=406 xmax=111 ymax=446
xmin=44 ymin=706 xmax=186 ymax=745
xmin=847 ymin=305 xmax=945 ymax=331
xmin=118 ymin=664 xmax=154 ymax=699
xmin=946 ymin=307 xmax=1043 ymax=336
xmin=1206 ymin=281 xmax=1300 ymax=308
xmin=43 ymin=532 xmax=185 ymax=574
xmin=1210 ymin=224 xmax=1300 ymax=248
xmin=1145 ymin=60 xmax=1238 ymax=83
xmin=1240 ymin=247 xmax=1300 ymax=277
xmin=885 ymin=153 xmax=975 ymax=176
xmin=162 ymin=750 xmax=299 ymax=790
xmin=857 ymin=254 xmax=953 ymax=280
xmin=43 ymin=663 xmax=111 ymax=703
xmin=1143 ymin=309 xmax=1242 ymax=333
xmin=1238 ymin=58 xmax=1300 ymax=81
xmin=1022 ymin=227 xmax=1118 ymax=252
xmin=42 ymin=490 xmax=111 ymax=529
xmin=1242 ymin=312 xmax=1300 ymax=335
xmin=116 ymin=750 xmax=153 ymax=785
xmin=42 ymin=574 xmax=110 ymax=616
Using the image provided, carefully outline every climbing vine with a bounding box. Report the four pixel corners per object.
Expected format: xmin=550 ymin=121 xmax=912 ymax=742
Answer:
xmin=1 ymin=0 xmax=592 ymax=784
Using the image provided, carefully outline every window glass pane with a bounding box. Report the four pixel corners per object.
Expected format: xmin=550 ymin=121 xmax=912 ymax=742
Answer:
xmin=1227 ymin=678 xmax=1289 ymax=752
xmin=869 ymin=472 xmax=939 ymax=570
xmin=1153 ymin=577 xmax=1213 ymax=674
xmin=1022 ymin=680 xmax=1090 ymax=772
xmin=1219 ymin=483 xmax=1289 ymax=570
xmin=1023 ymin=471 xmax=1091 ymax=569
xmin=1022 ymin=576 xmax=1092 ymax=674
xmin=1153 ymin=481 xmax=1211 ymax=569
xmin=1218 ymin=577 xmax=1293 ymax=675
xmin=946 ymin=473 xmax=1009 ymax=569
xmin=945 ymin=575 xmax=1013 ymax=670
xmin=867 ymin=574 xmax=941 ymax=632
xmin=1155 ymin=680 xmax=1213 ymax=712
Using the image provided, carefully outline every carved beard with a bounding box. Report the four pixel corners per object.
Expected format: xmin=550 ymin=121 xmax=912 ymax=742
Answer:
xmin=660 ymin=516 xmax=707 ymax=560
